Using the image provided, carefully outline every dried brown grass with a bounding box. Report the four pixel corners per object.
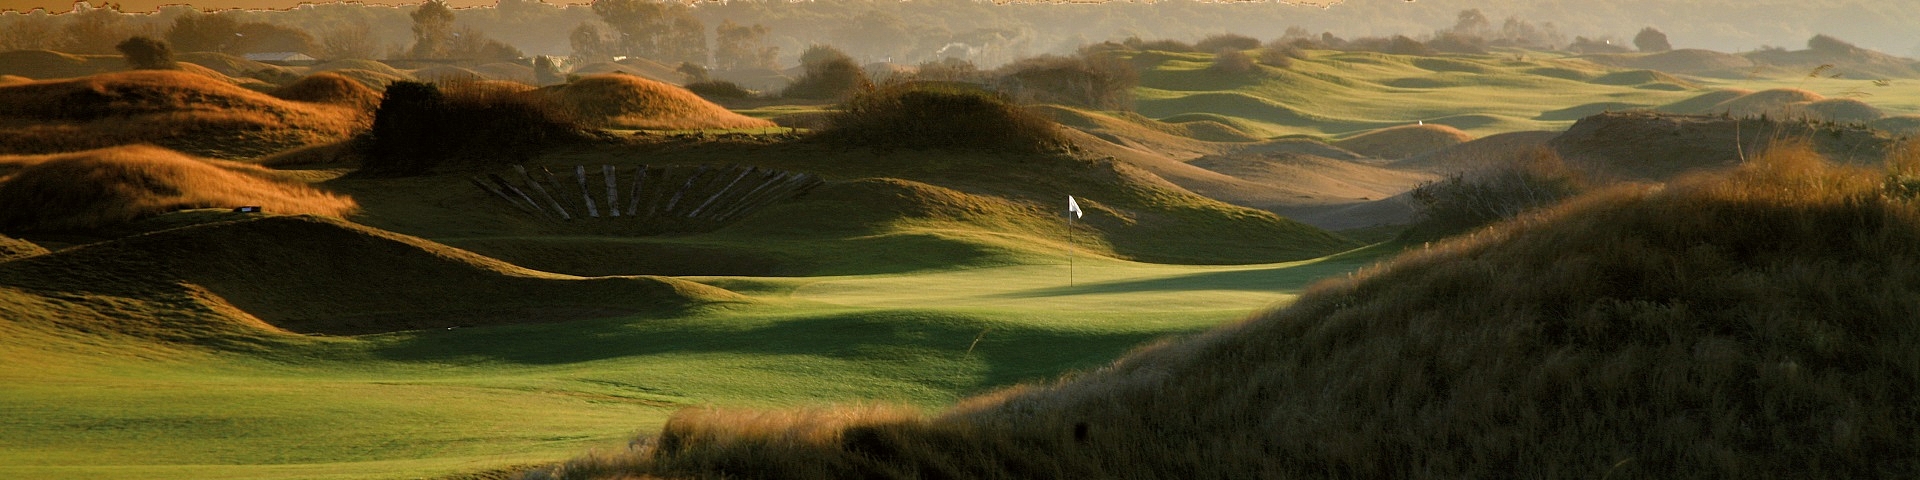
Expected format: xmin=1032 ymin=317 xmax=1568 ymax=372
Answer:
xmin=0 ymin=145 xmax=357 ymax=232
xmin=0 ymin=70 xmax=370 ymax=158
xmin=536 ymin=141 xmax=1920 ymax=479
xmin=545 ymin=74 xmax=774 ymax=131
xmin=271 ymin=71 xmax=382 ymax=111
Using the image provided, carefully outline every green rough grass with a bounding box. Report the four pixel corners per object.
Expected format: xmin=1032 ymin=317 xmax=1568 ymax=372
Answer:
xmin=0 ymin=240 xmax=1390 ymax=479
xmin=1125 ymin=48 xmax=1920 ymax=140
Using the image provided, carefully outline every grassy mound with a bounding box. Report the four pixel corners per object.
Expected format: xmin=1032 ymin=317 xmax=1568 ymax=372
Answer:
xmin=475 ymin=62 xmax=537 ymax=84
xmin=1709 ymin=88 xmax=1825 ymax=118
xmin=820 ymin=83 xmax=1069 ymax=153
xmin=1871 ymin=115 xmax=1920 ymax=135
xmin=0 ymin=49 xmax=115 ymax=79
xmin=546 ymin=74 xmax=775 ymax=130
xmin=0 ymin=214 xmax=743 ymax=338
xmin=310 ymin=59 xmax=412 ymax=80
xmin=315 ymin=68 xmax=410 ymax=90
xmin=1802 ymin=98 xmax=1885 ymax=123
xmin=1657 ymin=88 xmax=1753 ymax=114
xmin=540 ymin=143 xmax=1920 ymax=479
xmin=271 ymin=72 xmax=382 ymax=110
xmin=1596 ymin=49 xmax=1755 ymax=77
xmin=1587 ymin=69 xmax=1696 ymax=89
xmin=0 ymin=145 xmax=358 ymax=232
xmin=0 ymin=70 xmax=369 ymax=158
xmin=413 ymin=65 xmax=485 ymax=84
xmin=174 ymin=51 xmax=285 ymax=78
xmin=1551 ymin=111 xmax=1896 ymax=180
xmin=1333 ymin=123 xmax=1473 ymax=159
xmin=0 ymin=234 xmax=46 ymax=262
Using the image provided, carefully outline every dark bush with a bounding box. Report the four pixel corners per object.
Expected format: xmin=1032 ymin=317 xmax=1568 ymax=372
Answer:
xmin=684 ymin=80 xmax=754 ymax=99
xmin=1346 ymin=35 xmax=1433 ymax=56
xmin=1122 ymin=36 xmax=1195 ymax=53
xmin=1208 ymin=48 xmax=1256 ymax=75
xmin=819 ymin=83 xmax=1069 ymax=154
xmin=782 ymin=45 xmax=868 ymax=100
xmin=359 ymin=81 xmax=589 ymax=176
xmin=995 ymin=51 xmax=1137 ymax=111
xmin=1426 ymin=32 xmax=1489 ymax=54
xmin=1407 ymin=147 xmax=1588 ymax=239
xmin=116 ymin=36 xmax=177 ymax=70
xmin=1633 ymin=27 xmax=1672 ymax=52
xmin=1194 ymin=33 xmax=1261 ymax=52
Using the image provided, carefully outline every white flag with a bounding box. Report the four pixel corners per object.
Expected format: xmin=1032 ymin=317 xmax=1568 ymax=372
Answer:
xmin=1067 ymin=195 xmax=1083 ymax=219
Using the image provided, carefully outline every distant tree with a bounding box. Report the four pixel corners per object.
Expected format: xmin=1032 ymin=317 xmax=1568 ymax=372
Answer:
xmin=1567 ymin=36 xmax=1631 ymax=54
xmin=1428 ymin=31 xmax=1489 ymax=54
xmin=664 ymin=14 xmax=707 ymax=66
xmin=448 ymin=26 xmax=523 ymax=61
xmin=569 ymin=22 xmax=617 ymax=64
xmin=230 ymin=22 xmax=317 ymax=55
xmin=60 ymin=5 xmax=146 ymax=54
xmin=676 ymin=61 xmax=709 ymax=82
xmin=1257 ymin=41 xmax=1303 ymax=68
xmin=1634 ymin=27 xmax=1672 ymax=52
xmin=995 ymin=48 xmax=1138 ymax=111
xmin=408 ymin=0 xmax=456 ymax=59
xmin=782 ymin=44 xmax=867 ymax=100
xmin=1208 ymin=47 xmax=1255 ymax=75
xmin=830 ymin=10 xmax=911 ymax=61
xmin=116 ymin=35 xmax=176 ymax=69
xmin=317 ymin=23 xmax=379 ymax=60
xmin=1195 ymin=33 xmax=1260 ymax=52
xmin=1451 ymin=9 xmax=1491 ymax=35
xmin=714 ymin=20 xmax=777 ymax=71
xmin=165 ymin=12 xmax=241 ymax=53
xmin=534 ymin=55 xmax=564 ymax=85
xmin=0 ymin=10 xmax=63 ymax=51
xmin=589 ymin=0 xmax=705 ymax=64
xmin=1808 ymin=34 xmax=1860 ymax=53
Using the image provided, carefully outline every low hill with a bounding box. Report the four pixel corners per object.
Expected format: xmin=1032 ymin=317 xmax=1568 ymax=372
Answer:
xmin=0 ymin=214 xmax=743 ymax=339
xmin=1551 ymin=111 xmax=1898 ymax=180
xmin=545 ymin=74 xmax=776 ymax=130
xmin=270 ymin=72 xmax=382 ymax=111
xmin=1332 ymin=123 xmax=1473 ymax=159
xmin=0 ymin=234 xmax=45 ymax=262
xmin=0 ymin=50 xmax=118 ymax=79
xmin=539 ymin=143 xmax=1920 ymax=479
xmin=0 ymin=70 xmax=370 ymax=158
xmin=1582 ymin=49 xmax=1755 ymax=77
xmin=0 ymin=145 xmax=358 ymax=232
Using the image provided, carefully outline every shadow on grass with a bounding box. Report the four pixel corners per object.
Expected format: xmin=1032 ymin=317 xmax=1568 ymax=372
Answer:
xmin=994 ymin=245 xmax=1391 ymax=299
xmin=365 ymin=308 xmax=1174 ymax=390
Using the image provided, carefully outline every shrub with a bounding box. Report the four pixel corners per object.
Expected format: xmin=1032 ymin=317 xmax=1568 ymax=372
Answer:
xmin=819 ymin=83 xmax=1069 ymax=153
xmin=1207 ymin=48 xmax=1255 ymax=75
xmin=683 ymin=80 xmax=754 ymax=100
xmin=1345 ymin=35 xmax=1433 ymax=56
xmin=1634 ymin=27 xmax=1672 ymax=52
xmin=995 ymin=51 xmax=1137 ymax=111
xmin=359 ymin=80 xmax=587 ymax=176
xmin=116 ymin=36 xmax=177 ymax=70
xmin=1194 ymin=33 xmax=1261 ymax=52
xmin=782 ymin=45 xmax=867 ymax=100
xmin=1425 ymin=32 xmax=1489 ymax=54
xmin=1407 ymin=147 xmax=1587 ymax=238
xmin=1121 ymin=36 xmax=1195 ymax=53
xmin=1256 ymin=43 xmax=1299 ymax=68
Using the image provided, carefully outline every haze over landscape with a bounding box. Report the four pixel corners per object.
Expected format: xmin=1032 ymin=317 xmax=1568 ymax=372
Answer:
xmin=2 ymin=0 xmax=1918 ymax=478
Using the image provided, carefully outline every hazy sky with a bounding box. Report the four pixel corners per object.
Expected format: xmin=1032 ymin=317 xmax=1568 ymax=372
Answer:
xmin=4 ymin=0 xmax=1916 ymax=57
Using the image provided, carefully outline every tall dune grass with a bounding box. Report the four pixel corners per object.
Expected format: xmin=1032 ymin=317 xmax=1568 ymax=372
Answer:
xmin=546 ymin=73 xmax=775 ymax=131
xmin=0 ymin=70 xmax=368 ymax=158
xmin=0 ymin=145 xmax=357 ymax=232
xmin=532 ymin=141 xmax=1920 ymax=479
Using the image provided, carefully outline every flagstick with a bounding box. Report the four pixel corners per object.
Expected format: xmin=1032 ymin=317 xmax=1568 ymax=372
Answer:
xmin=1068 ymin=213 xmax=1075 ymax=287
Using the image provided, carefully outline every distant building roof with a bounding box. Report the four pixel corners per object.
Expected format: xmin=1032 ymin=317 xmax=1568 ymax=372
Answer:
xmin=243 ymin=52 xmax=319 ymax=64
